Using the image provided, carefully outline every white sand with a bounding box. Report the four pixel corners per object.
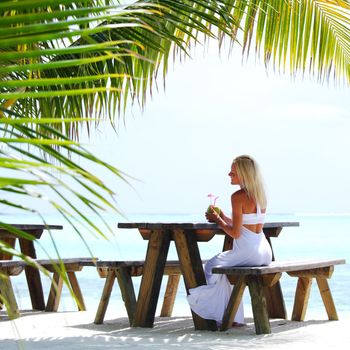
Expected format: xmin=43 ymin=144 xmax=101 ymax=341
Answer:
xmin=1 ymin=310 xmax=350 ymax=350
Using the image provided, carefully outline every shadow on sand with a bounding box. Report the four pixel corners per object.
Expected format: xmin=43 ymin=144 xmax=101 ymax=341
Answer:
xmin=1 ymin=312 xmax=338 ymax=350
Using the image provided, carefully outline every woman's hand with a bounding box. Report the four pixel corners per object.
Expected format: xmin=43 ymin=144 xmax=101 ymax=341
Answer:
xmin=205 ymin=205 xmax=221 ymax=223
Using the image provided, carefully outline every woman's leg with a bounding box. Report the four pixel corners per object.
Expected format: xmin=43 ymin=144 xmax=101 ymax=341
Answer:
xmin=203 ymin=251 xmax=245 ymax=324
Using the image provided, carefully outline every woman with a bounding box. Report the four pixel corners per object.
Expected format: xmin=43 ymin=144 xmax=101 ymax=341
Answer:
xmin=187 ymin=155 xmax=272 ymax=326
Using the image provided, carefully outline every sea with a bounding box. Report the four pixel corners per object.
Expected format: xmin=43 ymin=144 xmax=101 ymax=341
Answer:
xmin=1 ymin=212 xmax=350 ymax=320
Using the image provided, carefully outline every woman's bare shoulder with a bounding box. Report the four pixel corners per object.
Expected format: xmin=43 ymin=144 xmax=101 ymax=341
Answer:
xmin=231 ymin=189 xmax=246 ymax=201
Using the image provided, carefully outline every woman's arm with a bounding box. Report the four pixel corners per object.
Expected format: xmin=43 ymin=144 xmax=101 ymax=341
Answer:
xmin=219 ymin=210 xmax=232 ymax=225
xmin=205 ymin=192 xmax=243 ymax=239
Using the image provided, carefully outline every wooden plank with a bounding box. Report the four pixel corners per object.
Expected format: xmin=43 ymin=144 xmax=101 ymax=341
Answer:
xmin=0 ymin=265 xmax=24 ymax=276
xmin=292 ymin=277 xmax=312 ymax=321
xmin=287 ymin=266 xmax=334 ymax=278
xmin=0 ymin=260 xmax=26 ymax=268
xmin=163 ymin=265 xmax=181 ymax=275
xmin=0 ymin=224 xmax=62 ymax=233
xmin=133 ymin=229 xmax=171 ymax=327
xmin=97 ymin=261 xmax=183 ymax=278
xmin=38 ymin=257 xmax=96 ymax=268
xmin=115 ymin=266 xmax=137 ymax=324
xmin=42 ymin=262 xmax=83 ymax=273
xmin=212 ymin=259 xmax=346 ymax=275
xmin=160 ymin=274 xmax=181 ymax=317
xmin=118 ymin=222 xmax=300 ymax=231
xmin=67 ymin=271 xmax=86 ymax=311
xmin=316 ymin=278 xmax=338 ymax=320
xmin=173 ymin=229 xmax=217 ymax=331
xmin=0 ymin=276 xmax=20 ymax=319
xmin=19 ymin=237 xmax=45 ymax=310
xmin=45 ymin=272 xmax=63 ymax=312
xmin=220 ymin=276 xmax=246 ymax=331
xmin=247 ymin=276 xmax=271 ymax=334
xmin=94 ymin=269 xmax=116 ymax=324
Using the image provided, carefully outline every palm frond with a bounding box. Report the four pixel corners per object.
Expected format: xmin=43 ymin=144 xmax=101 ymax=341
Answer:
xmin=1 ymin=1 xmax=240 ymax=137
xmin=2 ymin=1 xmax=349 ymax=139
xmin=237 ymin=0 xmax=350 ymax=85
xmin=0 ymin=106 xmax=125 ymax=243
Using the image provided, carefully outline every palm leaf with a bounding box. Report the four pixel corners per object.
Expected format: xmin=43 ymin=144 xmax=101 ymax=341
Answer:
xmin=2 ymin=1 xmax=349 ymax=138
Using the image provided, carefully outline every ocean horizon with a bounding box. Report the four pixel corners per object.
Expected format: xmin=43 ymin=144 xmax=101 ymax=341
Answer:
xmin=1 ymin=212 xmax=349 ymax=321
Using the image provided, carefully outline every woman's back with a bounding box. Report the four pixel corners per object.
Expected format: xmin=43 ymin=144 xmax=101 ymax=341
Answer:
xmin=240 ymin=191 xmax=266 ymax=233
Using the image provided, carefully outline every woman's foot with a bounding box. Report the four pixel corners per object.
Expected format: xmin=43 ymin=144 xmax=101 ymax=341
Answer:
xmin=232 ymin=322 xmax=246 ymax=327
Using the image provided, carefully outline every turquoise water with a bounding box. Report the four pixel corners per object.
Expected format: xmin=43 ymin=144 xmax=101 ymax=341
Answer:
xmin=1 ymin=213 xmax=349 ymax=319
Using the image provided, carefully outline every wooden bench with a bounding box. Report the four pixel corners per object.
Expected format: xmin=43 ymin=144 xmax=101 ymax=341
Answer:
xmin=0 ymin=257 xmax=97 ymax=318
xmin=212 ymin=258 xmax=346 ymax=334
xmin=94 ymin=260 xmax=185 ymax=325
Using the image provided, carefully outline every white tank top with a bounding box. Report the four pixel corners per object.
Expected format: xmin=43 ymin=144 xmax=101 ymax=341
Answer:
xmin=242 ymin=204 xmax=265 ymax=225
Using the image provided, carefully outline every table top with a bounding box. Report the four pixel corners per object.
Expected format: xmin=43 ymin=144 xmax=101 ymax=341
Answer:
xmin=118 ymin=222 xmax=299 ymax=230
xmin=118 ymin=221 xmax=299 ymax=241
xmin=0 ymin=224 xmax=63 ymax=239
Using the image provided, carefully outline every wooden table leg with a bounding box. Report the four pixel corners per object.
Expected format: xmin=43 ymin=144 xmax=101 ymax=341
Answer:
xmin=263 ymin=236 xmax=287 ymax=319
xmin=133 ymin=229 xmax=171 ymax=327
xmin=222 ymin=235 xmax=233 ymax=251
xmin=19 ymin=237 xmax=45 ymax=310
xmin=173 ymin=229 xmax=217 ymax=331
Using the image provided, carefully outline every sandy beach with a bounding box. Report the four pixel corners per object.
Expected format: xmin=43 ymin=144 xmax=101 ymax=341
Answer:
xmin=1 ymin=308 xmax=350 ymax=350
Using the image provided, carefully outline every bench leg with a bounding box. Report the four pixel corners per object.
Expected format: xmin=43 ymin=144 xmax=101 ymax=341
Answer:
xmin=316 ymin=278 xmax=338 ymax=320
xmin=264 ymin=282 xmax=287 ymax=319
xmin=67 ymin=271 xmax=86 ymax=311
xmin=220 ymin=276 xmax=246 ymax=331
xmin=0 ymin=276 xmax=20 ymax=319
xmin=292 ymin=277 xmax=312 ymax=321
xmin=247 ymin=276 xmax=271 ymax=334
xmin=45 ymin=272 xmax=63 ymax=312
xmin=160 ymin=274 xmax=180 ymax=317
xmin=115 ymin=267 xmax=137 ymax=325
xmin=94 ymin=269 xmax=116 ymax=324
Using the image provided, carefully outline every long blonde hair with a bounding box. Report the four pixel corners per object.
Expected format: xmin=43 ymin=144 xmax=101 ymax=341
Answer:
xmin=233 ymin=155 xmax=267 ymax=209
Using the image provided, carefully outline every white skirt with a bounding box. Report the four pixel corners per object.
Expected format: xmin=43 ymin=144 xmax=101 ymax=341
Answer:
xmin=187 ymin=226 xmax=272 ymax=324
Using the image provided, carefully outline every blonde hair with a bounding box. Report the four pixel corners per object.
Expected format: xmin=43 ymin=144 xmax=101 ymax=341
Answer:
xmin=233 ymin=155 xmax=267 ymax=209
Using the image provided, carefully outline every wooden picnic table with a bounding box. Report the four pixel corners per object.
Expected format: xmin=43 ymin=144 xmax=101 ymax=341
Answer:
xmin=0 ymin=224 xmax=63 ymax=310
xmin=117 ymin=221 xmax=299 ymax=330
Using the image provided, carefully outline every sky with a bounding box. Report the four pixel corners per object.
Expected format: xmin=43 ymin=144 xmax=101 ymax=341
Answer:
xmin=2 ymin=40 xmax=349 ymax=218
xmin=80 ymin=41 xmax=350 ymax=216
